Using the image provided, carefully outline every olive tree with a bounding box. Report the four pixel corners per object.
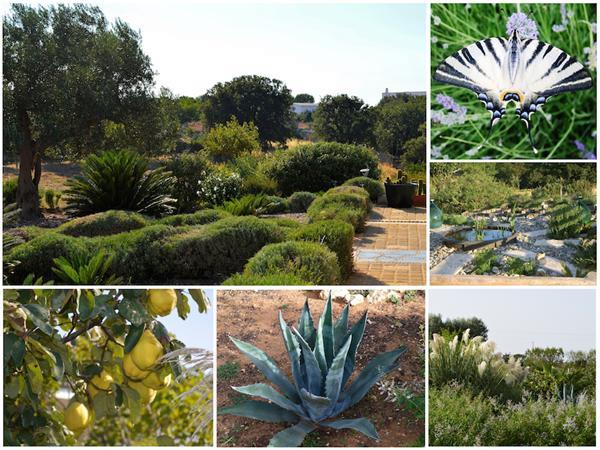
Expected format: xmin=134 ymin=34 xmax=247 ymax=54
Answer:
xmin=3 ymin=4 xmax=155 ymax=218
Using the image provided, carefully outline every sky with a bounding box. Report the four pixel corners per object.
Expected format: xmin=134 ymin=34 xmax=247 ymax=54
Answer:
xmin=15 ymin=1 xmax=427 ymax=105
xmin=429 ymin=289 xmax=596 ymax=354
xmin=159 ymin=289 xmax=215 ymax=350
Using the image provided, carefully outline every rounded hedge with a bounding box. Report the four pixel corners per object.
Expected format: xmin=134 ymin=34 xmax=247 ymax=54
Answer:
xmin=326 ymin=186 xmax=371 ymax=203
xmin=343 ymin=176 xmax=384 ymax=202
xmin=222 ymin=272 xmax=311 ymax=285
xmin=58 ymin=210 xmax=150 ymax=237
xmin=307 ymin=192 xmax=370 ymax=232
xmin=268 ymin=142 xmax=381 ymax=195
xmin=260 ymin=196 xmax=290 ymax=214
xmin=288 ymin=191 xmax=317 ymax=213
xmin=291 ymin=220 xmax=354 ymax=280
xmin=241 ymin=241 xmax=340 ymax=285
xmin=158 ymin=209 xmax=230 ymax=227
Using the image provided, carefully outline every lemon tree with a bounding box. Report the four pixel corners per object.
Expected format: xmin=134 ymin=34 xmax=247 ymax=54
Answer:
xmin=3 ymin=288 xmax=210 ymax=445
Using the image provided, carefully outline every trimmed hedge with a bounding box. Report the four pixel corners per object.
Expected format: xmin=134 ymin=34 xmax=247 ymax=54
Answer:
xmin=157 ymin=209 xmax=230 ymax=226
xmin=292 ymin=220 xmax=354 ymax=280
xmin=223 ymin=272 xmax=311 ymax=285
xmin=260 ymin=196 xmax=290 ymax=214
xmin=307 ymin=190 xmax=370 ymax=232
xmin=240 ymin=241 xmax=340 ymax=285
xmin=58 ymin=210 xmax=150 ymax=237
xmin=326 ymin=186 xmax=371 ymax=202
xmin=343 ymin=176 xmax=384 ymax=202
xmin=269 ymin=142 xmax=381 ymax=195
xmin=161 ymin=216 xmax=286 ymax=281
xmin=288 ymin=191 xmax=317 ymax=213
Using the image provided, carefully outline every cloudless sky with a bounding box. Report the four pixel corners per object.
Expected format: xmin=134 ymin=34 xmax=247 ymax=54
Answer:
xmin=16 ymin=1 xmax=427 ymax=105
xmin=159 ymin=289 xmax=214 ymax=350
xmin=429 ymin=289 xmax=595 ymax=354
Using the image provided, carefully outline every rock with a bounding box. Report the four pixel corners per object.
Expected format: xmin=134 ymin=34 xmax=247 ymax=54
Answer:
xmin=431 ymin=253 xmax=474 ymax=275
xmin=491 ymin=266 xmax=500 ymax=274
xmin=503 ymin=248 xmax=536 ymax=260
xmin=322 ymin=289 xmax=349 ymax=301
xmin=536 ymin=252 xmax=545 ymax=261
xmin=534 ymin=239 xmax=567 ymax=249
xmin=349 ymin=294 xmax=365 ymax=306
xmin=366 ymin=290 xmax=400 ymax=304
xmin=538 ymin=257 xmax=577 ymax=277
xmin=536 ymin=269 xmax=547 ymax=276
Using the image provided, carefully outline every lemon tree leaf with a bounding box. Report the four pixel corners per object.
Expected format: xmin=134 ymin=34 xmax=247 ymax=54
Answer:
xmin=23 ymin=304 xmax=53 ymax=335
xmin=176 ymin=291 xmax=190 ymax=320
xmin=124 ymin=324 xmax=145 ymax=353
xmin=118 ymin=297 xmax=151 ymax=326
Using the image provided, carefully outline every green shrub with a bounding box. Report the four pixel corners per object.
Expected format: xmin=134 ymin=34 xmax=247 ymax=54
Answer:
xmin=443 ymin=213 xmax=469 ymax=225
xmin=5 ymin=233 xmax=89 ymax=283
xmin=158 ymin=209 xmax=230 ymax=226
xmin=220 ymin=194 xmax=269 ymax=216
xmin=197 ymin=166 xmax=242 ymax=206
xmin=326 ymin=185 xmax=371 ymax=204
xmin=471 ymin=249 xmax=498 ymax=275
xmin=288 ymin=191 xmax=317 ymax=213
xmin=4 ymin=226 xmax=47 ymax=243
xmin=506 ymin=257 xmax=536 ymax=276
xmin=429 ymin=314 xmax=488 ymax=339
xmin=573 ymin=239 xmax=596 ymax=274
xmin=260 ymin=195 xmax=289 ymax=214
xmin=164 ymin=152 xmax=213 ymax=212
xmin=222 ymin=272 xmax=311 ymax=285
xmin=58 ymin=210 xmax=150 ymax=237
xmin=429 ymin=331 xmax=527 ymax=402
xmin=291 ymin=220 xmax=354 ymax=280
xmin=429 ymin=386 xmax=596 ymax=446
xmin=240 ymin=240 xmax=340 ymax=285
xmin=3 ymin=178 xmax=18 ymax=206
xmin=163 ymin=216 xmax=286 ymax=281
xmin=65 ymin=150 xmax=175 ymax=217
xmin=52 ymin=250 xmax=123 ymax=284
xmin=307 ymin=192 xmax=370 ymax=232
xmin=343 ymin=176 xmax=384 ymax=202
xmin=268 ymin=142 xmax=381 ymax=195
xmin=548 ymin=201 xmax=592 ymax=239
xmin=241 ymin=173 xmax=278 ymax=195
xmin=43 ymin=188 xmax=62 ymax=209
xmin=203 ymin=117 xmax=260 ymax=160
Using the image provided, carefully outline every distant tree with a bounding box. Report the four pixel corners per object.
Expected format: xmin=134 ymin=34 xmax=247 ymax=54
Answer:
xmin=429 ymin=314 xmax=488 ymax=340
xmin=3 ymin=4 xmax=155 ymax=218
xmin=203 ymin=117 xmax=260 ymax=161
xmin=294 ymin=93 xmax=315 ymax=103
xmin=313 ymin=94 xmax=375 ymax=145
xmin=401 ymin=123 xmax=426 ymax=165
xmin=374 ymin=96 xmax=426 ymax=158
xmin=203 ymin=75 xmax=294 ymax=148
xmin=175 ymin=96 xmax=203 ymax=123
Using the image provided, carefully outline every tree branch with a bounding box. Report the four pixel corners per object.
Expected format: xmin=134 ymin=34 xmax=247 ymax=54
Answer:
xmin=62 ymin=317 xmax=103 ymax=344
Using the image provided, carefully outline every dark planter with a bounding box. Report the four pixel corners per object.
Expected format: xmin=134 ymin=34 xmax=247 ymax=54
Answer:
xmin=385 ymin=182 xmax=417 ymax=208
xmin=412 ymin=194 xmax=426 ymax=207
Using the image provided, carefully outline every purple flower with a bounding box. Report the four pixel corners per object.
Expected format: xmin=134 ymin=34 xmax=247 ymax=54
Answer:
xmin=506 ymin=12 xmax=539 ymax=39
xmin=574 ymin=140 xmax=586 ymax=152
xmin=574 ymin=140 xmax=597 ymax=160
xmin=436 ymin=94 xmax=467 ymax=114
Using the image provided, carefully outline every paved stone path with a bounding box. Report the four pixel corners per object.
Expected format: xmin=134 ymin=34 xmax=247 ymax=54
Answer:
xmin=347 ymin=206 xmax=426 ymax=285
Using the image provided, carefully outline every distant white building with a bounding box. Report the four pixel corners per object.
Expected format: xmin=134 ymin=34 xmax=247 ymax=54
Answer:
xmin=292 ymin=102 xmax=318 ymax=114
xmin=382 ymin=88 xmax=426 ymax=99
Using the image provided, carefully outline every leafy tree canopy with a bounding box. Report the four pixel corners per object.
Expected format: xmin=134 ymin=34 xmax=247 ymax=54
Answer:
xmin=294 ymin=93 xmax=314 ymax=103
xmin=373 ymin=95 xmax=426 ymax=157
xmin=313 ymin=94 xmax=375 ymax=145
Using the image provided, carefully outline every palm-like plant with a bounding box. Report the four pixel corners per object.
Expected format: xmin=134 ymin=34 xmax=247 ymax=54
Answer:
xmin=220 ymin=294 xmax=406 ymax=447
xmin=64 ymin=150 xmax=175 ymax=217
xmin=52 ymin=251 xmax=123 ymax=285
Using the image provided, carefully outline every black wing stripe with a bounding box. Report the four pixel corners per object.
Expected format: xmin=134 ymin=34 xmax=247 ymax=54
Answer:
xmin=521 ymin=39 xmax=533 ymax=51
xmin=476 ymin=41 xmax=485 ymax=55
xmin=540 ymin=68 xmax=593 ymax=96
xmin=434 ymin=62 xmax=483 ymax=93
xmin=452 ymin=51 xmax=467 ymax=67
xmin=543 ymin=44 xmax=554 ymax=58
xmin=483 ymin=38 xmax=501 ymax=66
xmin=559 ymin=56 xmax=577 ymax=72
xmin=461 ymin=47 xmax=476 ymax=65
xmin=526 ymin=41 xmax=546 ymax=67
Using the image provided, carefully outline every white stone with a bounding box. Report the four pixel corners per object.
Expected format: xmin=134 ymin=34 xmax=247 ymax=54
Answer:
xmin=534 ymin=239 xmax=567 ymax=249
xmin=538 ymin=257 xmax=577 ymax=277
xmin=349 ymin=294 xmax=365 ymax=306
xmin=503 ymin=248 xmax=537 ymax=261
xmin=366 ymin=290 xmax=399 ymax=304
xmin=491 ymin=266 xmax=500 ymax=274
xmin=536 ymin=252 xmax=545 ymax=261
xmin=565 ymin=238 xmax=582 ymax=246
xmin=321 ymin=289 xmax=349 ymax=301
xmin=431 ymin=253 xmax=474 ymax=275
xmin=521 ymin=229 xmax=547 ymax=239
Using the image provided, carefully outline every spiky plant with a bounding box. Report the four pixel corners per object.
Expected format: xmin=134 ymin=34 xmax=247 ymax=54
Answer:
xmin=220 ymin=295 xmax=406 ymax=447
xmin=64 ymin=150 xmax=175 ymax=217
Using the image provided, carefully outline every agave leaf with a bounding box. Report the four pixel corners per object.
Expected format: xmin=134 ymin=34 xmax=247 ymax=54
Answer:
xmin=324 ymin=334 xmax=352 ymax=408
xmin=219 ymin=400 xmax=299 ymax=423
xmin=232 ymin=383 xmax=305 ymax=417
xmin=278 ymin=312 xmax=305 ymax=391
xmin=268 ymin=420 xmax=316 ymax=447
xmin=337 ymin=346 xmax=406 ymax=414
xmin=322 ymin=417 xmax=380 ymax=441
xmin=333 ymin=305 xmax=349 ymax=352
xmin=315 ymin=296 xmax=334 ymax=373
xmin=342 ymin=311 xmax=368 ymax=388
xmin=229 ymin=336 xmax=299 ymax=402
xmin=297 ymin=299 xmax=316 ymax=348
xmin=292 ymin=328 xmax=323 ymax=395
xmin=299 ymin=388 xmax=332 ymax=422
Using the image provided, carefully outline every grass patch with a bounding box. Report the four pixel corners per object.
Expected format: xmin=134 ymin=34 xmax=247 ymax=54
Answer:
xmin=505 ymin=257 xmax=537 ymax=276
xmin=218 ymin=361 xmax=240 ymax=381
xmin=471 ymin=249 xmax=498 ymax=275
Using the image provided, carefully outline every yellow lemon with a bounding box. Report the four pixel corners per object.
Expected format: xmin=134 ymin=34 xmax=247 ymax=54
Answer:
xmin=129 ymin=381 xmax=157 ymax=404
xmin=130 ymin=330 xmax=164 ymax=370
xmin=88 ymin=370 xmax=114 ymax=398
xmin=142 ymin=371 xmax=172 ymax=390
xmin=147 ymin=289 xmax=177 ymax=316
xmin=64 ymin=401 xmax=90 ymax=432
xmin=123 ymin=353 xmax=150 ymax=381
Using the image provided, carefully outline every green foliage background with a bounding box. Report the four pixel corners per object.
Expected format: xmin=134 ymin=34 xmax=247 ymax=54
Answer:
xmin=431 ymin=3 xmax=597 ymax=159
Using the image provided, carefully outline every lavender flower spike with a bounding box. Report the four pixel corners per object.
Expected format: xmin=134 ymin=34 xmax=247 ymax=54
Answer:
xmin=506 ymin=12 xmax=539 ymax=39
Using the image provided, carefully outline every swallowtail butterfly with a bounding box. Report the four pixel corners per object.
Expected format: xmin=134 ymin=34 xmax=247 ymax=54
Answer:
xmin=433 ymin=30 xmax=593 ymax=152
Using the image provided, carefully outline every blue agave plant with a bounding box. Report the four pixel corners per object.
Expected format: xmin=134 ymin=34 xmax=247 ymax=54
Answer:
xmin=220 ymin=294 xmax=406 ymax=447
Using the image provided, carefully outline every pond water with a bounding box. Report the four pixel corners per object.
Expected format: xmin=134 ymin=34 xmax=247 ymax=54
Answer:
xmin=447 ymin=228 xmax=514 ymax=243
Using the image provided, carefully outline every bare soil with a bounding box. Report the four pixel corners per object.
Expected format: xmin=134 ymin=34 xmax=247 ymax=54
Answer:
xmin=216 ymin=290 xmax=425 ymax=447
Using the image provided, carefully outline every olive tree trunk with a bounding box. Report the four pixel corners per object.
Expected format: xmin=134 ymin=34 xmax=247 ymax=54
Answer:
xmin=16 ymin=109 xmax=42 ymax=219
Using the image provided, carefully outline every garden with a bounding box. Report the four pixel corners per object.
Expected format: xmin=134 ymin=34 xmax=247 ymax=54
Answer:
xmin=3 ymin=288 xmax=213 ymax=446
xmin=216 ymin=289 xmax=425 ymax=447
xmin=428 ymin=298 xmax=596 ymax=446
xmin=430 ymin=163 xmax=597 ymax=285
xmin=3 ymin=4 xmax=427 ymax=286
xmin=431 ymin=3 xmax=596 ymax=159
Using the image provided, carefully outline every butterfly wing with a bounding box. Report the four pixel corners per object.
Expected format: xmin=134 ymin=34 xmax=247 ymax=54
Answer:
xmin=433 ymin=38 xmax=511 ymax=129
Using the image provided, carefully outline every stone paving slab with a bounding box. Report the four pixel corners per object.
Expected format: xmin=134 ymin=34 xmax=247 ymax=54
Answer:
xmin=539 ymin=257 xmax=577 ymax=276
xmin=369 ymin=206 xmax=426 ymax=223
xmin=431 ymin=253 xmax=473 ymax=275
xmin=356 ymin=249 xmax=426 ymax=264
xmin=503 ymin=248 xmax=537 ymax=260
